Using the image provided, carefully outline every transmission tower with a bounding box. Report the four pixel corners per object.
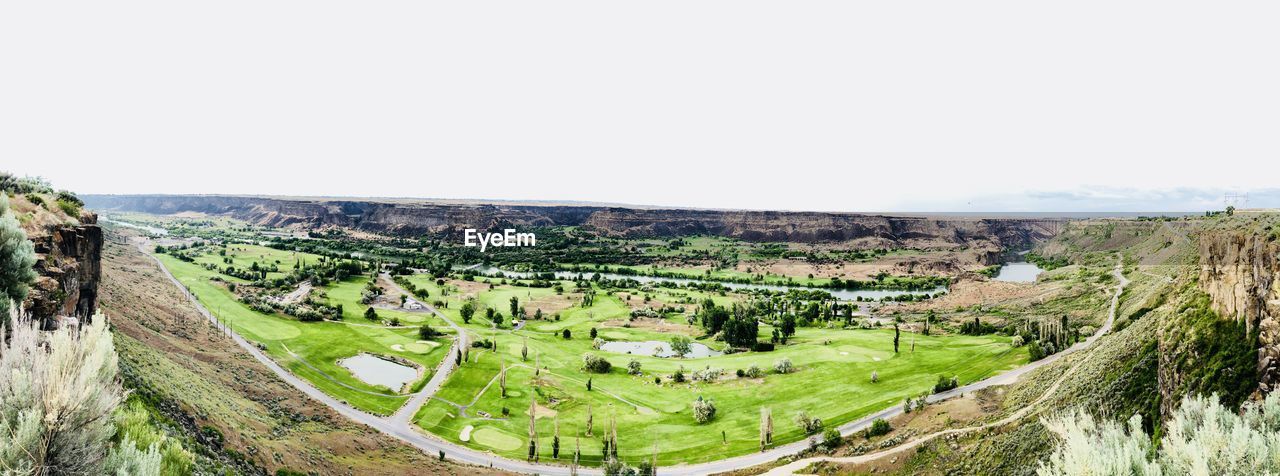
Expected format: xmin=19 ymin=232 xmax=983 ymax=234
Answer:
xmin=1224 ymin=192 xmax=1249 ymax=209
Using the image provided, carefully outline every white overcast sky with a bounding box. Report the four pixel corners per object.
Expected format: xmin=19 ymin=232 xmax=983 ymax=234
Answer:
xmin=2 ymin=1 xmax=1278 ymax=212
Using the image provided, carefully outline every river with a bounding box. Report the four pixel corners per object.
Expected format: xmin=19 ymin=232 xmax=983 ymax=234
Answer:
xmin=993 ymin=262 xmax=1044 ymax=283
xmin=463 ymin=265 xmax=946 ymax=301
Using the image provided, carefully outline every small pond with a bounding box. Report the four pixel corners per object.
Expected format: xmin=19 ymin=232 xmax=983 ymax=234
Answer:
xmin=993 ymin=262 xmax=1044 ymax=283
xmin=338 ymin=354 xmax=417 ymax=391
xmin=600 ymin=340 xmax=723 ymax=358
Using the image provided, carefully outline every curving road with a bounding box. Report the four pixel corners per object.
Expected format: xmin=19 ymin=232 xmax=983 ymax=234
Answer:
xmin=142 ymin=237 xmax=1127 ymax=476
xmin=385 ymin=273 xmax=468 ymax=425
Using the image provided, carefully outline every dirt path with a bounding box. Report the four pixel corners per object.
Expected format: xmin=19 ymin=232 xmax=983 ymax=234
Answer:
xmin=761 ymin=257 xmax=1129 ymax=475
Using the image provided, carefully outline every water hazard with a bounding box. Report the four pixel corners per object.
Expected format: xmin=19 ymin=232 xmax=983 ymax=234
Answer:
xmin=338 ymin=354 xmax=417 ymax=391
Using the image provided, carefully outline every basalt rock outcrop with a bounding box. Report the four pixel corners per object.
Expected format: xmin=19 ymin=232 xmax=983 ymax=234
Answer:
xmin=1198 ymin=230 xmax=1280 ymax=395
xmin=24 ymin=217 xmax=102 ymax=328
xmin=83 ymin=194 xmax=1062 ymax=250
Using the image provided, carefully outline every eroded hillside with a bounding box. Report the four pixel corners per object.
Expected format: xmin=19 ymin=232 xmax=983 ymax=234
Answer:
xmin=83 ymin=194 xmax=1062 ymax=249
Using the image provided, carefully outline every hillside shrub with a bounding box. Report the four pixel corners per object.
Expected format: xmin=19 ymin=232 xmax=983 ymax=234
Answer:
xmin=933 ymin=375 xmax=958 ymax=394
xmin=865 ymin=418 xmax=891 ymax=438
xmin=1039 ymin=393 xmax=1280 ymax=475
xmin=0 ymin=314 xmax=163 ymax=474
xmin=774 ymin=358 xmax=794 ymax=374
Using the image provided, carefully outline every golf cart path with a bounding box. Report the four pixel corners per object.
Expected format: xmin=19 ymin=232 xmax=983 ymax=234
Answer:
xmin=761 ymin=258 xmax=1128 ymax=475
xmin=143 ymin=237 xmax=1126 ymax=476
xmin=384 ymin=273 xmax=469 ymax=425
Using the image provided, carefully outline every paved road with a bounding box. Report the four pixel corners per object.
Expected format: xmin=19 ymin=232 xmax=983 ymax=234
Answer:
xmin=385 ymin=273 xmax=468 ymax=425
xmin=142 ymin=239 xmax=1129 ymax=476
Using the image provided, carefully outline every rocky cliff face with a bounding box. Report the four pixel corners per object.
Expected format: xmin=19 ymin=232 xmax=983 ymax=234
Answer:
xmin=24 ymin=218 xmax=102 ymax=328
xmin=83 ymin=195 xmax=1061 ymax=249
xmin=1198 ymin=230 xmax=1280 ymax=394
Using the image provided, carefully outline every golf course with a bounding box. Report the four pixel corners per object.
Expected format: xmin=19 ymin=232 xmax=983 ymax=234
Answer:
xmin=147 ymin=234 xmax=1028 ymax=467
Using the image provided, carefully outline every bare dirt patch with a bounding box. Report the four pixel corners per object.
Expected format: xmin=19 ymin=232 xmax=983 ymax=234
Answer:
xmin=890 ymin=278 xmax=1067 ymax=313
xmin=531 ymin=403 xmax=558 ymax=419
xmin=601 ymin=317 xmax=698 ymax=335
xmin=448 ymin=279 xmax=494 ymax=299
xmin=730 ymin=247 xmax=1000 ymax=281
xmin=736 ymin=259 xmax=897 ymax=281
xmin=519 ymin=292 xmax=578 ymax=317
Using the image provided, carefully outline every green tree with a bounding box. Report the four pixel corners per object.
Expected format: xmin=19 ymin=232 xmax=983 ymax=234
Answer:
xmin=893 ymin=317 xmax=901 ymax=353
xmin=459 ymin=300 xmax=475 ymax=324
xmin=0 ymin=194 xmax=37 ymax=319
xmin=692 ymin=396 xmax=717 ymax=423
xmin=669 ymin=335 xmax=693 ymax=358
xmin=699 ymin=299 xmax=731 ymax=335
xmin=418 ymin=324 xmax=438 ymax=340
xmin=780 ymin=314 xmax=796 ymax=340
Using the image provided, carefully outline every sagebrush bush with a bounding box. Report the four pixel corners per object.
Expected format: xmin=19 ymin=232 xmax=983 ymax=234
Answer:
xmin=0 ymin=311 xmax=162 ymax=474
xmin=1039 ymin=392 xmax=1280 ymax=475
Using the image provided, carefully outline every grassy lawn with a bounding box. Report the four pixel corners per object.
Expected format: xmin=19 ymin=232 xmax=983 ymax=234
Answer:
xmin=414 ymin=279 xmax=1028 ymax=466
xmin=157 ymin=248 xmax=452 ymax=416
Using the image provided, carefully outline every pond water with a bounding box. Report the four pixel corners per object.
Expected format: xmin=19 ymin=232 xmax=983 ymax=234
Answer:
xmin=464 ymin=265 xmax=945 ymax=301
xmin=600 ymin=340 xmax=723 ymax=358
xmin=101 ymin=217 xmax=168 ymax=236
xmin=993 ymin=262 xmax=1044 ymax=283
xmin=338 ymin=354 xmax=417 ymax=391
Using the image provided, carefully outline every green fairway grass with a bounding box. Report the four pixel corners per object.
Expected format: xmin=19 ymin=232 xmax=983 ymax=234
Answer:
xmin=157 ymin=249 xmax=452 ymax=415
xmin=414 ymin=278 xmax=1029 ymax=466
